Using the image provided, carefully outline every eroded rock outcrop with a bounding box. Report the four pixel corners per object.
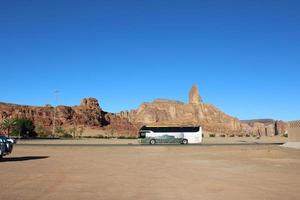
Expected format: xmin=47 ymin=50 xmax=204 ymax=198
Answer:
xmin=241 ymin=119 xmax=287 ymax=136
xmin=0 ymin=98 xmax=137 ymax=136
xmin=118 ymin=85 xmax=287 ymax=135
xmin=189 ymin=84 xmax=202 ymax=104
xmin=0 ymin=85 xmax=287 ymax=137
xmin=119 ymin=99 xmax=242 ymax=134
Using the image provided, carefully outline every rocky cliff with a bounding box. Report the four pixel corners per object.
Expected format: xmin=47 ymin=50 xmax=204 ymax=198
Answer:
xmin=0 ymin=85 xmax=287 ymax=137
xmin=241 ymin=119 xmax=287 ymax=136
xmin=118 ymin=85 xmax=287 ymax=136
xmin=0 ymin=98 xmax=138 ymax=137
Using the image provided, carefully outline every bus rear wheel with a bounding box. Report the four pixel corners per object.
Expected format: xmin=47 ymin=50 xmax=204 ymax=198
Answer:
xmin=182 ymin=139 xmax=188 ymax=145
xmin=149 ymin=139 xmax=156 ymax=145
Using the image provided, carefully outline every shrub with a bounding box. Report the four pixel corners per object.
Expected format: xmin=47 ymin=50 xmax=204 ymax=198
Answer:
xmin=61 ymin=133 xmax=73 ymax=138
xmin=209 ymin=134 xmax=216 ymax=137
xmin=283 ymin=133 xmax=288 ymax=138
xmin=35 ymin=124 xmax=51 ymax=137
xmin=245 ymin=134 xmax=250 ymax=137
xmin=68 ymin=127 xmax=77 ymax=138
xmin=55 ymin=126 xmax=66 ymax=136
xmin=67 ymin=126 xmax=85 ymax=138
xmin=95 ymin=134 xmax=107 ymax=139
xmin=78 ymin=126 xmax=85 ymax=138
xmin=12 ymin=118 xmax=37 ymax=138
xmin=220 ymin=134 xmax=226 ymax=137
xmin=229 ymin=134 xmax=235 ymax=137
xmin=55 ymin=126 xmax=65 ymax=134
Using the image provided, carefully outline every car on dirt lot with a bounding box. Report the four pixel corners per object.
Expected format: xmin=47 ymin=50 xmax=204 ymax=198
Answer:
xmin=0 ymin=135 xmax=14 ymax=159
xmin=0 ymin=138 xmax=6 ymax=159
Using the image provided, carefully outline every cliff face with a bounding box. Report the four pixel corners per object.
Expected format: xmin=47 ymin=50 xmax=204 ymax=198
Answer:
xmin=120 ymin=100 xmax=241 ymax=133
xmin=118 ymin=86 xmax=287 ymax=136
xmin=0 ymin=98 xmax=104 ymax=128
xmin=118 ymin=99 xmax=243 ymax=134
xmin=0 ymin=85 xmax=287 ymax=137
xmin=0 ymin=98 xmax=138 ymax=136
xmin=241 ymin=119 xmax=287 ymax=136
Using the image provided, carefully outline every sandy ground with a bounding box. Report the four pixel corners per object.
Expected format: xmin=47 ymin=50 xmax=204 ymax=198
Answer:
xmin=0 ymin=144 xmax=299 ymax=200
xmin=282 ymin=142 xmax=300 ymax=149
xmin=16 ymin=136 xmax=288 ymax=145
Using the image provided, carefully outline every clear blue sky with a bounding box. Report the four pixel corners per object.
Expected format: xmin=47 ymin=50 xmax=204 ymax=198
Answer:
xmin=0 ymin=0 xmax=299 ymax=121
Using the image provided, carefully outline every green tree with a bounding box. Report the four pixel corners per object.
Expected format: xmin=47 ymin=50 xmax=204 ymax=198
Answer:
xmin=1 ymin=118 xmax=17 ymax=137
xmin=12 ymin=118 xmax=36 ymax=138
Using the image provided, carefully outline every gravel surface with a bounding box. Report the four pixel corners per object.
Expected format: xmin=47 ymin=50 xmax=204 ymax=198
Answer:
xmin=1 ymin=144 xmax=299 ymax=200
xmin=16 ymin=136 xmax=287 ymax=145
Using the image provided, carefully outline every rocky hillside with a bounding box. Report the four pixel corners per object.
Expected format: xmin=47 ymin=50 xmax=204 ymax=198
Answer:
xmin=118 ymin=85 xmax=287 ymax=136
xmin=0 ymin=85 xmax=287 ymax=137
xmin=0 ymin=98 xmax=138 ymax=137
xmin=241 ymin=119 xmax=287 ymax=136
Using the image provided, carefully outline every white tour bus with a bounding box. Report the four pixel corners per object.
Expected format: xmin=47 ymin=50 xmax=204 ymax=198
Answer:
xmin=139 ymin=126 xmax=202 ymax=145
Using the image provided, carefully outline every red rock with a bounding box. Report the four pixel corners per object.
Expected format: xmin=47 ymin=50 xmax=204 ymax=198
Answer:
xmin=0 ymin=86 xmax=287 ymax=137
xmin=118 ymin=85 xmax=287 ymax=136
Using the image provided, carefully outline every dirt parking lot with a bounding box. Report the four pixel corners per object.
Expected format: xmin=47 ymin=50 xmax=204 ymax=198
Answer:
xmin=1 ymin=144 xmax=299 ymax=200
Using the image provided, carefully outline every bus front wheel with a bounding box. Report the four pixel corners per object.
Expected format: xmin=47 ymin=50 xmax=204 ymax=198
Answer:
xmin=182 ymin=139 xmax=188 ymax=145
xmin=149 ymin=139 xmax=156 ymax=145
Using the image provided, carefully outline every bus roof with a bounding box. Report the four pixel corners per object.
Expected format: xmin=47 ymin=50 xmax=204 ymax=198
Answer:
xmin=142 ymin=125 xmax=200 ymax=128
xmin=140 ymin=126 xmax=200 ymax=132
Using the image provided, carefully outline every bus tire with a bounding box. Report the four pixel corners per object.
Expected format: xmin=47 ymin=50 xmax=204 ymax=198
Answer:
xmin=149 ymin=139 xmax=156 ymax=145
xmin=182 ymin=139 xmax=188 ymax=145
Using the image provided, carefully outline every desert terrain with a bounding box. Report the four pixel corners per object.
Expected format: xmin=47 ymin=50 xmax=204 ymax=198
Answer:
xmin=15 ymin=136 xmax=288 ymax=145
xmin=1 ymin=142 xmax=299 ymax=200
xmin=0 ymin=86 xmax=288 ymax=139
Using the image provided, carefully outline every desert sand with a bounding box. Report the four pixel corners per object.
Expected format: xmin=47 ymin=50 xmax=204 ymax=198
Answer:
xmin=0 ymin=143 xmax=299 ymax=200
xmin=16 ymin=136 xmax=288 ymax=145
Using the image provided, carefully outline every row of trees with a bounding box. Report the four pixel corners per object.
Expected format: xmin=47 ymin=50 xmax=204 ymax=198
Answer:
xmin=1 ymin=117 xmax=85 ymax=138
xmin=0 ymin=118 xmax=36 ymax=138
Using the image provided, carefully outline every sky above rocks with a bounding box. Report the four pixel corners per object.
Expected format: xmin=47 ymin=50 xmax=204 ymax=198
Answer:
xmin=0 ymin=0 xmax=299 ymax=121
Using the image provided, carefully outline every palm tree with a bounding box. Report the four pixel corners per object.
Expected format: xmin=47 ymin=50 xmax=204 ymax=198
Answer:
xmin=1 ymin=118 xmax=17 ymax=137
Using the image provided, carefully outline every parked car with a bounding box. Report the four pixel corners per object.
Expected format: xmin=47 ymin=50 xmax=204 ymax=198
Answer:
xmin=0 ymin=138 xmax=6 ymax=159
xmin=0 ymin=135 xmax=14 ymax=159
xmin=6 ymin=137 xmax=16 ymax=144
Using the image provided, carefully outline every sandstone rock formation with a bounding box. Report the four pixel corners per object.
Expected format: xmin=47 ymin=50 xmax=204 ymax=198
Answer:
xmin=241 ymin=119 xmax=287 ymax=136
xmin=0 ymin=85 xmax=287 ymax=137
xmin=189 ymin=84 xmax=202 ymax=104
xmin=0 ymin=98 xmax=137 ymax=137
xmin=119 ymin=99 xmax=242 ymax=134
xmin=118 ymin=85 xmax=287 ymax=136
